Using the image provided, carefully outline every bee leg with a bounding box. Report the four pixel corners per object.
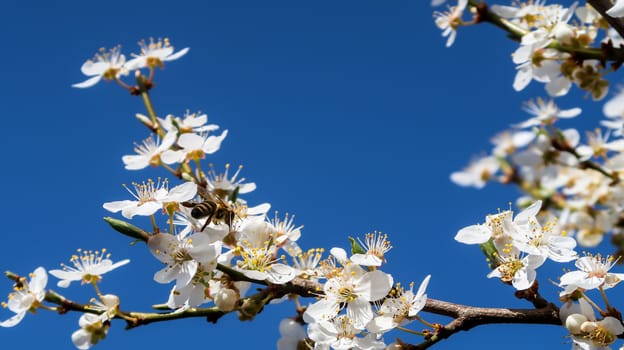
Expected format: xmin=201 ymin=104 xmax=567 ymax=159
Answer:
xmin=181 ymin=201 xmax=195 ymax=208
xmin=199 ymin=213 xmax=215 ymax=232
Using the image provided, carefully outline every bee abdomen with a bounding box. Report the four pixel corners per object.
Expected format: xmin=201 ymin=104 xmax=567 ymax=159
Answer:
xmin=191 ymin=201 xmax=217 ymax=219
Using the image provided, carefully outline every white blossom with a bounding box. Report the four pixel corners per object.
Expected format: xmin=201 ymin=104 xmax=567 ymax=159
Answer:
xmin=433 ymin=0 xmax=468 ymax=47
xmin=148 ymin=232 xmax=221 ymax=287
xmin=0 ymin=267 xmax=47 ymax=327
xmin=450 ymin=155 xmax=499 ymax=189
xmin=122 ymin=131 xmax=177 ymax=170
xmin=367 ymin=275 xmax=430 ymax=334
xmin=559 ymin=254 xmax=624 ymax=293
xmin=161 ymin=130 xmax=228 ymax=164
xmin=73 ymin=46 xmax=128 ymax=88
xmin=49 ymin=249 xmax=129 ymax=288
xmin=303 ymin=264 xmax=393 ymax=328
xmin=125 ymin=38 xmax=189 ymax=70
xmin=103 ymin=180 xmax=197 ymax=219
xmin=71 ymin=313 xmax=109 ymax=350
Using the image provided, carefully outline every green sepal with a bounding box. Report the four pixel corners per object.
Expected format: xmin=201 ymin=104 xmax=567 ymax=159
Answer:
xmin=348 ymin=236 xmax=366 ymax=255
xmin=103 ymin=217 xmax=150 ymax=242
xmin=479 ymin=239 xmax=499 ymax=270
xmin=229 ymin=186 xmax=240 ymax=203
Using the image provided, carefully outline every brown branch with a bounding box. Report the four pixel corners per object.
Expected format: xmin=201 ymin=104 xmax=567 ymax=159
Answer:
xmin=473 ymin=1 xmax=624 ymax=63
xmin=587 ymin=0 xmax=624 ymax=40
xmin=410 ymin=298 xmax=562 ymax=349
xmin=5 ymin=270 xmax=572 ymax=348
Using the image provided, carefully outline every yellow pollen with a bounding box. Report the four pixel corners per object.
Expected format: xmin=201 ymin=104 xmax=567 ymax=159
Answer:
xmin=586 ymin=324 xmax=617 ymax=346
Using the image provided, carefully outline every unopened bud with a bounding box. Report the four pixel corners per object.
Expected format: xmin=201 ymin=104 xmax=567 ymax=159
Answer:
xmin=580 ymin=321 xmax=597 ymax=333
xmin=103 ymin=217 xmax=150 ymax=242
xmin=135 ymin=113 xmax=152 ymax=125
xmin=552 ymin=23 xmax=574 ymax=44
xmin=100 ymin=294 xmax=120 ymax=309
xmin=214 ymin=288 xmax=238 ymax=312
xmin=565 ymin=313 xmax=588 ymax=334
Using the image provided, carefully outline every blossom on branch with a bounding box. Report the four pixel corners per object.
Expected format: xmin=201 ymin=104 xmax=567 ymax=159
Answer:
xmin=72 ymin=46 xmax=128 ymax=88
xmin=122 ymin=131 xmax=177 ymax=170
xmin=303 ymin=262 xmax=393 ymax=328
xmin=450 ymin=155 xmax=500 ymax=189
xmin=559 ymin=254 xmax=624 ymax=293
xmin=487 ymin=249 xmax=546 ymax=290
xmin=102 ymin=179 xmax=197 ymax=219
xmin=49 ymin=249 xmax=130 ymax=288
xmin=562 ymin=299 xmax=624 ymax=350
xmin=71 ymin=313 xmax=110 ymax=350
xmin=308 ymin=316 xmax=386 ymax=350
xmin=158 ymin=111 xmax=220 ymax=134
xmin=161 ymin=130 xmax=228 ymax=164
xmin=367 ymin=275 xmax=431 ymax=334
xmin=433 ymin=0 xmax=468 ymax=47
xmin=148 ymin=232 xmax=222 ymax=287
xmin=0 ymin=267 xmax=47 ymax=327
xmin=125 ymin=37 xmax=189 ymax=70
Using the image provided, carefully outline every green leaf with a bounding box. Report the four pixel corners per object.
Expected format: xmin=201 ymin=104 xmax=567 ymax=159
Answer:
xmin=348 ymin=236 xmax=366 ymax=255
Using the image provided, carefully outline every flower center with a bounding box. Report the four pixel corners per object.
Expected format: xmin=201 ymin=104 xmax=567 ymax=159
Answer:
xmin=498 ymin=258 xmax=524 ymax=282
xmin=338 ymin=286 xmax=357 ymax=303
xmin=586 ymin=324 xmax=617 ymax=347
xmin=173 ymin=248 xmax=193 ymax=264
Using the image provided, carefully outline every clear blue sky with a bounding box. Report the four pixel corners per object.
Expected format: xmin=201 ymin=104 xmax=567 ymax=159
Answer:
xmin=0 ymin=0 xmax=610 ymax=349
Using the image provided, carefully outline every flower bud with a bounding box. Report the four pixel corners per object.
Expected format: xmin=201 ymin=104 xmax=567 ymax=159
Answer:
xmin=135 ymin=113 xmax=153 ymax=126
xmin=565 ymin=313 xmax=588 ymax=334
xmin=100 ymin=294 xmax=120 ymax=308
xmin=552 ymin=23 xmax=574 ymax=45
xmin=580 ymin=321 xmax=597 ymax=333
xmin=214 ymin=288 xmax=238 ymax=312
xmin=279 ymin=319 xmax=306 ymax=339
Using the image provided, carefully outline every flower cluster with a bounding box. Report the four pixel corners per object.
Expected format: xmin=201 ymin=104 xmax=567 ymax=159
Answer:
xmin=297 ymin=241 xmax=431 ymax=350
xmin=456 ymin=200 xmax=577 ymax=289
xmin=14 ymin=16 xmax=624 ymax=348
xmin=73 ymin=38 xmax=189 ymax=89
xmin=434 ymin=1 xmax=622 ymax=99
xmin=451 ymin=95 xmax=624 ymax=249
xmin=436 ymin=1 xmax=624 ymax=349
xmin=1 ymin=253 xmax=128 ymax=350
xmin=95 ymin=80 xmax=434 ymax=347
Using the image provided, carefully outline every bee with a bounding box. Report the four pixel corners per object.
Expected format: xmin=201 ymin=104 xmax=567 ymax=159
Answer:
xmin=182 ymin=196 xmax=236 ymax=232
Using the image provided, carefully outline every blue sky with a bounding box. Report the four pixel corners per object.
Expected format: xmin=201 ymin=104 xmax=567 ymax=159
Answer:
xmin=0 ymin=0 xmax=612 ymax=349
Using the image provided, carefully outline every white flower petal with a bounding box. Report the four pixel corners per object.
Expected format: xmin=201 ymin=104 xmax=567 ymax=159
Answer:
xmin=72 ymin=75 xmax=102 ymax=88
xmin=102 ymin=200 xmax=134 ymax=213
xmin=607 ymin=0 xmax=624 ymax=17
xmin=346 ymin=297 xmax=374 ymax=328
xmin=165 ymin=182 xmax=197 ymax=202
xmin=265 ymin=264 xmax=296 ymax=284
xmin=165 ymin=47 xmax=190 ymax=61
xmin=303 ymin=299 xmax=339 ymax=324
xmin=455 ymin=225 xmax=491 ymax=244
xmin=0 ymin=312 xmax=26 ymax=328
xmin=358 ymin=270 xmax=393 ymax=301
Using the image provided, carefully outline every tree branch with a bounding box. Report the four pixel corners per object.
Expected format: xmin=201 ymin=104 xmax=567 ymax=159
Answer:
xmin=473 ymin=1 xmax=624 ymax=63
xmin=587 ymin=0 xmax=624 ymax=40
xmin=411 ymin=298 xmax=562 ymax=349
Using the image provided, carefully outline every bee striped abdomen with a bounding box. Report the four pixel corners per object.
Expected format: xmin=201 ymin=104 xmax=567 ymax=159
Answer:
xmin=190 ymin=201 xmax=218 ymax=219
